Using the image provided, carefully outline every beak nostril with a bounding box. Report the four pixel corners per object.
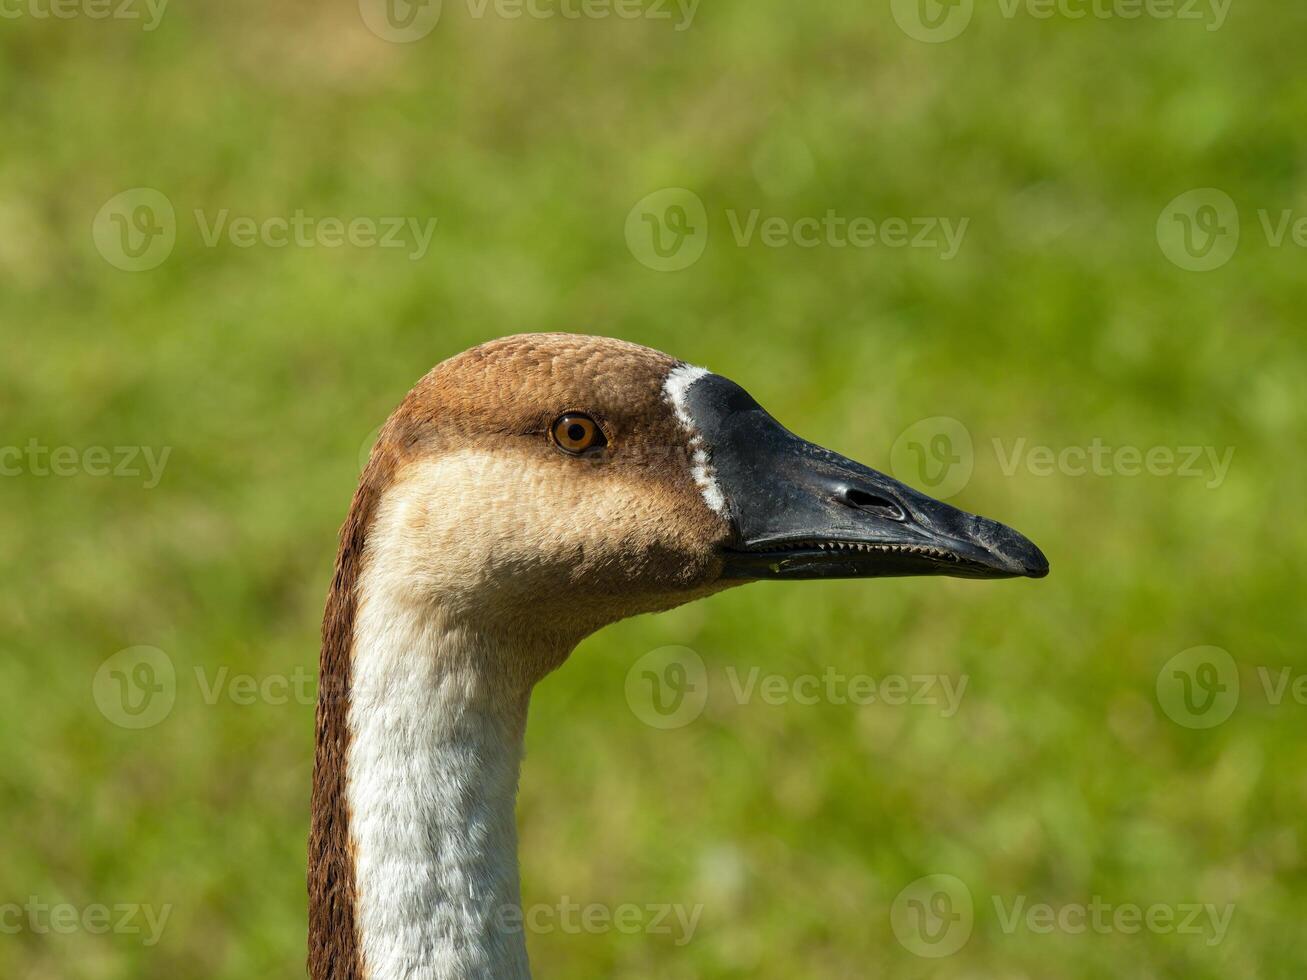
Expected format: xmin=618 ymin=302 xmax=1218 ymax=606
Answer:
xmin=838 ymin=487 xmax=906 ymax=522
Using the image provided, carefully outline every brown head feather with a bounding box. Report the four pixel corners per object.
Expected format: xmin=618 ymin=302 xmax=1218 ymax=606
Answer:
xmin=308 ymin=334 xmax=731 ymax=978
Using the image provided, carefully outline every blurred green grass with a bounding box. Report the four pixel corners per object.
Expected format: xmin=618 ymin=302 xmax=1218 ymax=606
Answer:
xmin=3 ymin=1 xmax=1307 ymax=977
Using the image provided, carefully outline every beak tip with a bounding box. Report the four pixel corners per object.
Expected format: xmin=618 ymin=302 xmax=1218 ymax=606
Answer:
xmin=1024 ymin=554 xmax=1050 ymax=579
xmin=1014 ymin=540 xmax=1049 ymax=579
xmin=976 ymin=517 xmax=1048 ymax=579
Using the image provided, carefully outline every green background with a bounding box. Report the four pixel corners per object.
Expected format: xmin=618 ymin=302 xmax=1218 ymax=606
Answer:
xmin=3 ymin=1 xmax=1305 ymax=977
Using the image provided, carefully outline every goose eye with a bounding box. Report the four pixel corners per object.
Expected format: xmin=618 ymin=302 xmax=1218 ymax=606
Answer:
xmin=550 ymin=414 xmax=606 ymax=455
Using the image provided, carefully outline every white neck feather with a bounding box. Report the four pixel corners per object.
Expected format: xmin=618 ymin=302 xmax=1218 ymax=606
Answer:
xmin=346 ymin=560 xmax=539 ymax=979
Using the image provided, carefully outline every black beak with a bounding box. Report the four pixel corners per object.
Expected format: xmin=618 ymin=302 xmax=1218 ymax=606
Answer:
xmin=679 ymin=373 xmax=1049 ymax=582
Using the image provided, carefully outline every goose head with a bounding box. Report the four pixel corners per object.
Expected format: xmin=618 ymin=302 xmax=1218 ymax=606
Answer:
xmin=311 ymin=332 xmax=1048 ymax=980
xmin=361 ymin=333 xmax=1046 ymax=653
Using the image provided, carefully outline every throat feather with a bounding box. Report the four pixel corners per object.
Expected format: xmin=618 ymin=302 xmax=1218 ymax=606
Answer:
xmin=347 ymin=615 xmax=532 ymax=980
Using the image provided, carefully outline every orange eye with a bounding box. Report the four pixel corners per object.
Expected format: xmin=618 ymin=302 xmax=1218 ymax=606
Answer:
xmin=550 ymin=414 xmax=606 ymax=455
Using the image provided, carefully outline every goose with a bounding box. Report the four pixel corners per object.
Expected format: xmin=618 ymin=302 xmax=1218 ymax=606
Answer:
xmin=307 ymin=333 xmax=1048 ymax=980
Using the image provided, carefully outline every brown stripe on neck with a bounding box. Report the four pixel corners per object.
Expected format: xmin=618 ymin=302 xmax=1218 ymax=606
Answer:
xmin=308 ymin=419 xmax=410 ymax=980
